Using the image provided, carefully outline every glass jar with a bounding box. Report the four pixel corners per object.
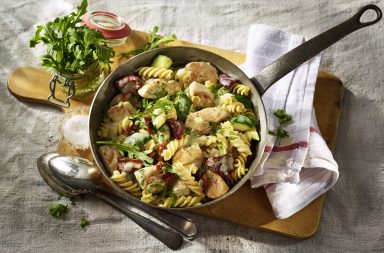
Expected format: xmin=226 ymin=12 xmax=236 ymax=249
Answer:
xmin=48 ymin=62 xmax=105 ymax=107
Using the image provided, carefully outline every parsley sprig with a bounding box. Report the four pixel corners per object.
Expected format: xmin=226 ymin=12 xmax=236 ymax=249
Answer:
xmin=121 ymin=26 xmax=176 ymax=56
xmin=80 ymin=217 xmax=90 ymax=228
xmin=29 ymin=0 xmax=115 ymax=74
xmin=268 ymin=109 xmax=292 ymax=140
xmin=49 ymin=203 xmax=68 ymax=218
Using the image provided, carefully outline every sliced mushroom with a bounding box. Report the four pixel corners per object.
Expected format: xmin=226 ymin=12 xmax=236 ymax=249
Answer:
xmin=185 ymin=107 xmax=230 ymax=135
xmin=185 ymin=62 xmax=218 ymax=83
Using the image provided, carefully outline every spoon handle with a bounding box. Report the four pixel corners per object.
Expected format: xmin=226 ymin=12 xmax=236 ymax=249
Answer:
xmin=92 ymin=191 xmax=183 ymax=250
xmin=101 ymin=187 xmax=199 ymax=240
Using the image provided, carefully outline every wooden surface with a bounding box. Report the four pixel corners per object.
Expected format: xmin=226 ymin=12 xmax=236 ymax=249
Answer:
xmin=7 ymin=30 xmax=343 ymax=238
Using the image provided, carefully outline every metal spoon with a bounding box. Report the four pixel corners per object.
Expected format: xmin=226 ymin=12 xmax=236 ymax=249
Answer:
xmin=37 ymin=153 xmax=183 ymax=250
xmin=46 ymin=153 xmax=199 ymax=239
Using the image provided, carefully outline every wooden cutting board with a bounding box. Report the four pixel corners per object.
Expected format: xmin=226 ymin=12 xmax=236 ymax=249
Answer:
xmin=7 ymin=30 xmax=343 ymax=238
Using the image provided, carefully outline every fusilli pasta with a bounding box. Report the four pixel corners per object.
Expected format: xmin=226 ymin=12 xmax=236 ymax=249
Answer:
xmin=110 ymin=171 xmax=142 ymax=197
xmin=137 ymin=66 xmax=173 ymax=80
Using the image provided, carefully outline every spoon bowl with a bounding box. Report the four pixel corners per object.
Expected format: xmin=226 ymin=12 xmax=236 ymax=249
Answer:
xmin=37 ymin=153 xmax=79 ymax=196
xmin=48 ymin=155 xmax=101 ymax=192
xmin=36 ymin=152 xmax=185 ymax=250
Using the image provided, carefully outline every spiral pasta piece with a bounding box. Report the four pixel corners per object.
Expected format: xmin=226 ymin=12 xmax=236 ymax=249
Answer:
xmin=221 ymin=121 xmax=252 ymax=156
xmin=141 ymin=191 xmax=157 ymax=204
xmin=221 ymin=102 xmax=245 ymax=114
xmin=172 ymin=163 xmax=204 ymax=196
xmin=161 ymin=135 xmax=190 ymax=161
xmin=98 ymin=116 xmax=133 ymax=138
xmin=231 ymin=84 xmax=250 ymax=96
xmin=159 ymin=195 xmax=203 ymax=208
xmin=216 ymin=132 xmax=228 ymax=155
xmin=233 ymin=157 xmax=248 ymax=181
xmin=110 ymin=171 xmax=142 ymax=197
xmin=138 ymin=66 xmax=173 ymax=80
xmin=194 ymin=135 xmax=217 ymax=147
xmin=244 ymin=108 xmax=256 ymax=117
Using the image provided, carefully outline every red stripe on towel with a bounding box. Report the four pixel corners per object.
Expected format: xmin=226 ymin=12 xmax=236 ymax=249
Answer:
xmin=264 ymin=141 xmax=308 ymax=153
xmin=310 ymin=126 xmax=317 ymax=133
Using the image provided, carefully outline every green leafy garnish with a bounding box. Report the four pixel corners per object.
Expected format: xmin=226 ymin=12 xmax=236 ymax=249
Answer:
xmin=121 ymin=26 xmax=176 ymax=56
xmin=80 ymin=217 xmax=90 ymax=228
xmin=131 ymin=96 xmax=174 ymax=120
xmin=268 ymin=128 xmax=290 ymax=139
xmin=234 ymin=94 xmax=253 ymax=109
xmin=124 ymin=132 xmax=151 ymax=148
xmin=174 ymin=91 xmax=192 ymax=122
xmin=96 ymin=141 xmax=153 ymax=164
xmin=70 ymin=197 xmax=77 ymax=206
xmin=273 ymin=109 xmax=292 ymax=124
xmin=49 ymin=203 xmax=68 ymax=218
xmin=29 ymin=0 xmax=115 ymax=74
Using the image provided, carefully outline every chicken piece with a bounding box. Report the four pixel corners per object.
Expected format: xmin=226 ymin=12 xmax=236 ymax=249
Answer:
xmin=204 ymin=170 xmax=230 ymax=199
xmin=138 ymin=79 xmax=183 ymax=99
xmin=98 ymin=146 xmax=120 ymax=174
xmin=171 ymin=179 xmax=191 ymax=197
xmin=188 ymin=81 xmax=215 ymax=108
xmin=107 ymin=101 xmax=137 ymax=122
xmin=185 ymin=107 xmax=230 ymax=135
xmin=172 ymin=144 xmax=205 ymax=167
xmin=185 ymin=62 xmax=218 ymax=84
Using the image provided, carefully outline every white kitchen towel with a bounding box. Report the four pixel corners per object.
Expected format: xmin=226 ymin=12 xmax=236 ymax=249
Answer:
xmin=243 ymin=24 xmax=339 ymax=219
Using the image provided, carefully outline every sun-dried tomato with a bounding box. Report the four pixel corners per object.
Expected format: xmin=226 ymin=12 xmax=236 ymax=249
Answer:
xmin=143 ymin=115 xmax=154 ymax=134
xmin=166 ymin=119 xmax=185 ymax=139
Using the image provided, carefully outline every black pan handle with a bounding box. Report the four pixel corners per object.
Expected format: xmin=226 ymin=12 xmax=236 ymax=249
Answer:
xmin=251 ymin=4 xmax=382 ymax=94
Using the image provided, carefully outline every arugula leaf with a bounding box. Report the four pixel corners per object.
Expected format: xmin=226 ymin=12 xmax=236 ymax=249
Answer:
xmin=96 ymin=141 xmax=153 ymax=164
xmin=131 ymin=96 xmax=174 ymax=120
xmin=30 ymin=0 xmax=115 ymax=74
xmin=121 ymin=26 xmax=176 ymax=57
xmin=49 ymin=203 xmax=68 ymax=218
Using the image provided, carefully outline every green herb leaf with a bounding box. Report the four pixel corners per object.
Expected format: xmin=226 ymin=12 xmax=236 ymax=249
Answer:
xmin=121 ymin=26 xmax=176 ymax=57
xmin=273 ymin=109 xmax=292 ymax=124
xmin=29 ymin=0 xmax=115 ymax=74
xmin=276 ymin=128 xmax=289 ymax=139
xmin=70 ymin=197 xmax=77 ymax=206
xmin=80 ymin=217 xmax=90 ymax=228
xmin=49 ymin=203 xmax=68 ymax=218
xmin=96 ymin=141 xmax=154 ymax=164
xmin=268 ymin=128 xmax=289 ymax=139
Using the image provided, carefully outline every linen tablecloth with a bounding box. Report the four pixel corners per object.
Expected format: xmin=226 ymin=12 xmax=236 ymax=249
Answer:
xmin=1 ymin=0 xmax=383 ymax=252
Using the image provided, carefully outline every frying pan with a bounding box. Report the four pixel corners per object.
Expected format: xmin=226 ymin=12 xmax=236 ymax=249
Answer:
xmin=89 ymin=4 xmax=382 ymax=209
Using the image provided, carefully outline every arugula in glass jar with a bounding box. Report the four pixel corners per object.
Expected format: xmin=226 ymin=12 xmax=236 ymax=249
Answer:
xmin=29 ymin=0 xmax=115 ymax=74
